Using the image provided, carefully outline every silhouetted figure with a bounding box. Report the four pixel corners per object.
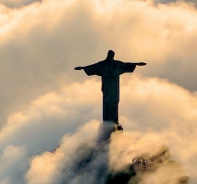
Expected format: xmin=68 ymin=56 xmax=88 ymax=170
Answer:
xmin=75 ymin=50 xmax=146 ymax=127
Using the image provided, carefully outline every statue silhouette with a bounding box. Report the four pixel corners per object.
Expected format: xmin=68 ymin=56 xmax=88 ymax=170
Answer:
xmin=75 ymin=50 xmax=146 ymax=127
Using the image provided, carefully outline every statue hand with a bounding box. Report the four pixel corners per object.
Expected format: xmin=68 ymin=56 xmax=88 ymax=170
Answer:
xmin=74 ymin=66 xmax=83 ymax=70
xmin=137 ymin=62 xmax=146 ymax=66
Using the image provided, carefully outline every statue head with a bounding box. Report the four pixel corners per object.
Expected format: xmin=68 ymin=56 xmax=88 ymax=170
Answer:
xmin=106 ymin=50 xmax=115 ymax=61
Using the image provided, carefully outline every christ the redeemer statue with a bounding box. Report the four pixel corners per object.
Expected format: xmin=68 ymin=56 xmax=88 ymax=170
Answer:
xmin=75 ymin=50 xmax=146 ymax=128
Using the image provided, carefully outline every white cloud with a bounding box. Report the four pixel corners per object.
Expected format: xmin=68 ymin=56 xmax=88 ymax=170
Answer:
xmin=0 ymin=79 xmax=101 ymax=154
xmin=0 ymin=76 xmax=195 ymax=183
xmin=26 ymin=120 xmax=101 ymax=184
xmin=0 ymin=0 xmax=196 ymax=183
xmin=0 ymin=79 xmax=101 ymax=184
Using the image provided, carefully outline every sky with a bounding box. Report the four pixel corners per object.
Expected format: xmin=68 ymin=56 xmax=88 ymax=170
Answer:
xmin=0 ymin=0 xmax=197 ymax=183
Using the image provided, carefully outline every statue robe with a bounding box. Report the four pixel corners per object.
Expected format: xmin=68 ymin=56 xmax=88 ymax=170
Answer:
xmin=83 ymin=60 xmax=136 ymax=124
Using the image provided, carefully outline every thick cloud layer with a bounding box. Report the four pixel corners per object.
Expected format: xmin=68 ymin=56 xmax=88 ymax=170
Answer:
xmin=0 ymin=76 xmax=196 ymax=183
xmin=0 ymin=79 xmax=101 ymax=184
xmin=0 ymin=0 xmax=197 ymax=183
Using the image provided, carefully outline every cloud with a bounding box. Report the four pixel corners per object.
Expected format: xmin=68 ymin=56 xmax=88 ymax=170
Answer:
xmin=26 ymin=120 xmax=101 ymax=184
xmin=0 ymin=145 xmax=28 ymax=184
xmin=0 ymin=79 xmax=101 ymax=154
xmin=0 ymin=0 xmax=41 ymax=8
xmin=109 ymin=132 xmax=189 ymax=184
xmin=0 ymin=79 xmax=101 ymax=184
xmin=0 ymin=0 xmax=197 ymax=129
xmin=0 ymin=0 xmax=197 ymax=183
xmin=152 ymin=0 xmax=197 ymax=6
xmin=0 ymin=76 xmax=196 ymax=183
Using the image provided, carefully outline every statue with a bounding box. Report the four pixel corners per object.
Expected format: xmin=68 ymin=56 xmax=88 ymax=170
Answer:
xmin=75 ymin=50 xmax=146 ymax=128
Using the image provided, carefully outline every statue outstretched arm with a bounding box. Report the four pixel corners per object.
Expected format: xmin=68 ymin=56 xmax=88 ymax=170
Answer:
xmin=74 ymin=62 xmax=101 ymax=76
xmin=74 ymin=66 xmax=84 ymax=70
xmin=133 ymin=62 xmax=147 ymax=66
xmin=121 ymin=62 xmax=146 ymax=74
